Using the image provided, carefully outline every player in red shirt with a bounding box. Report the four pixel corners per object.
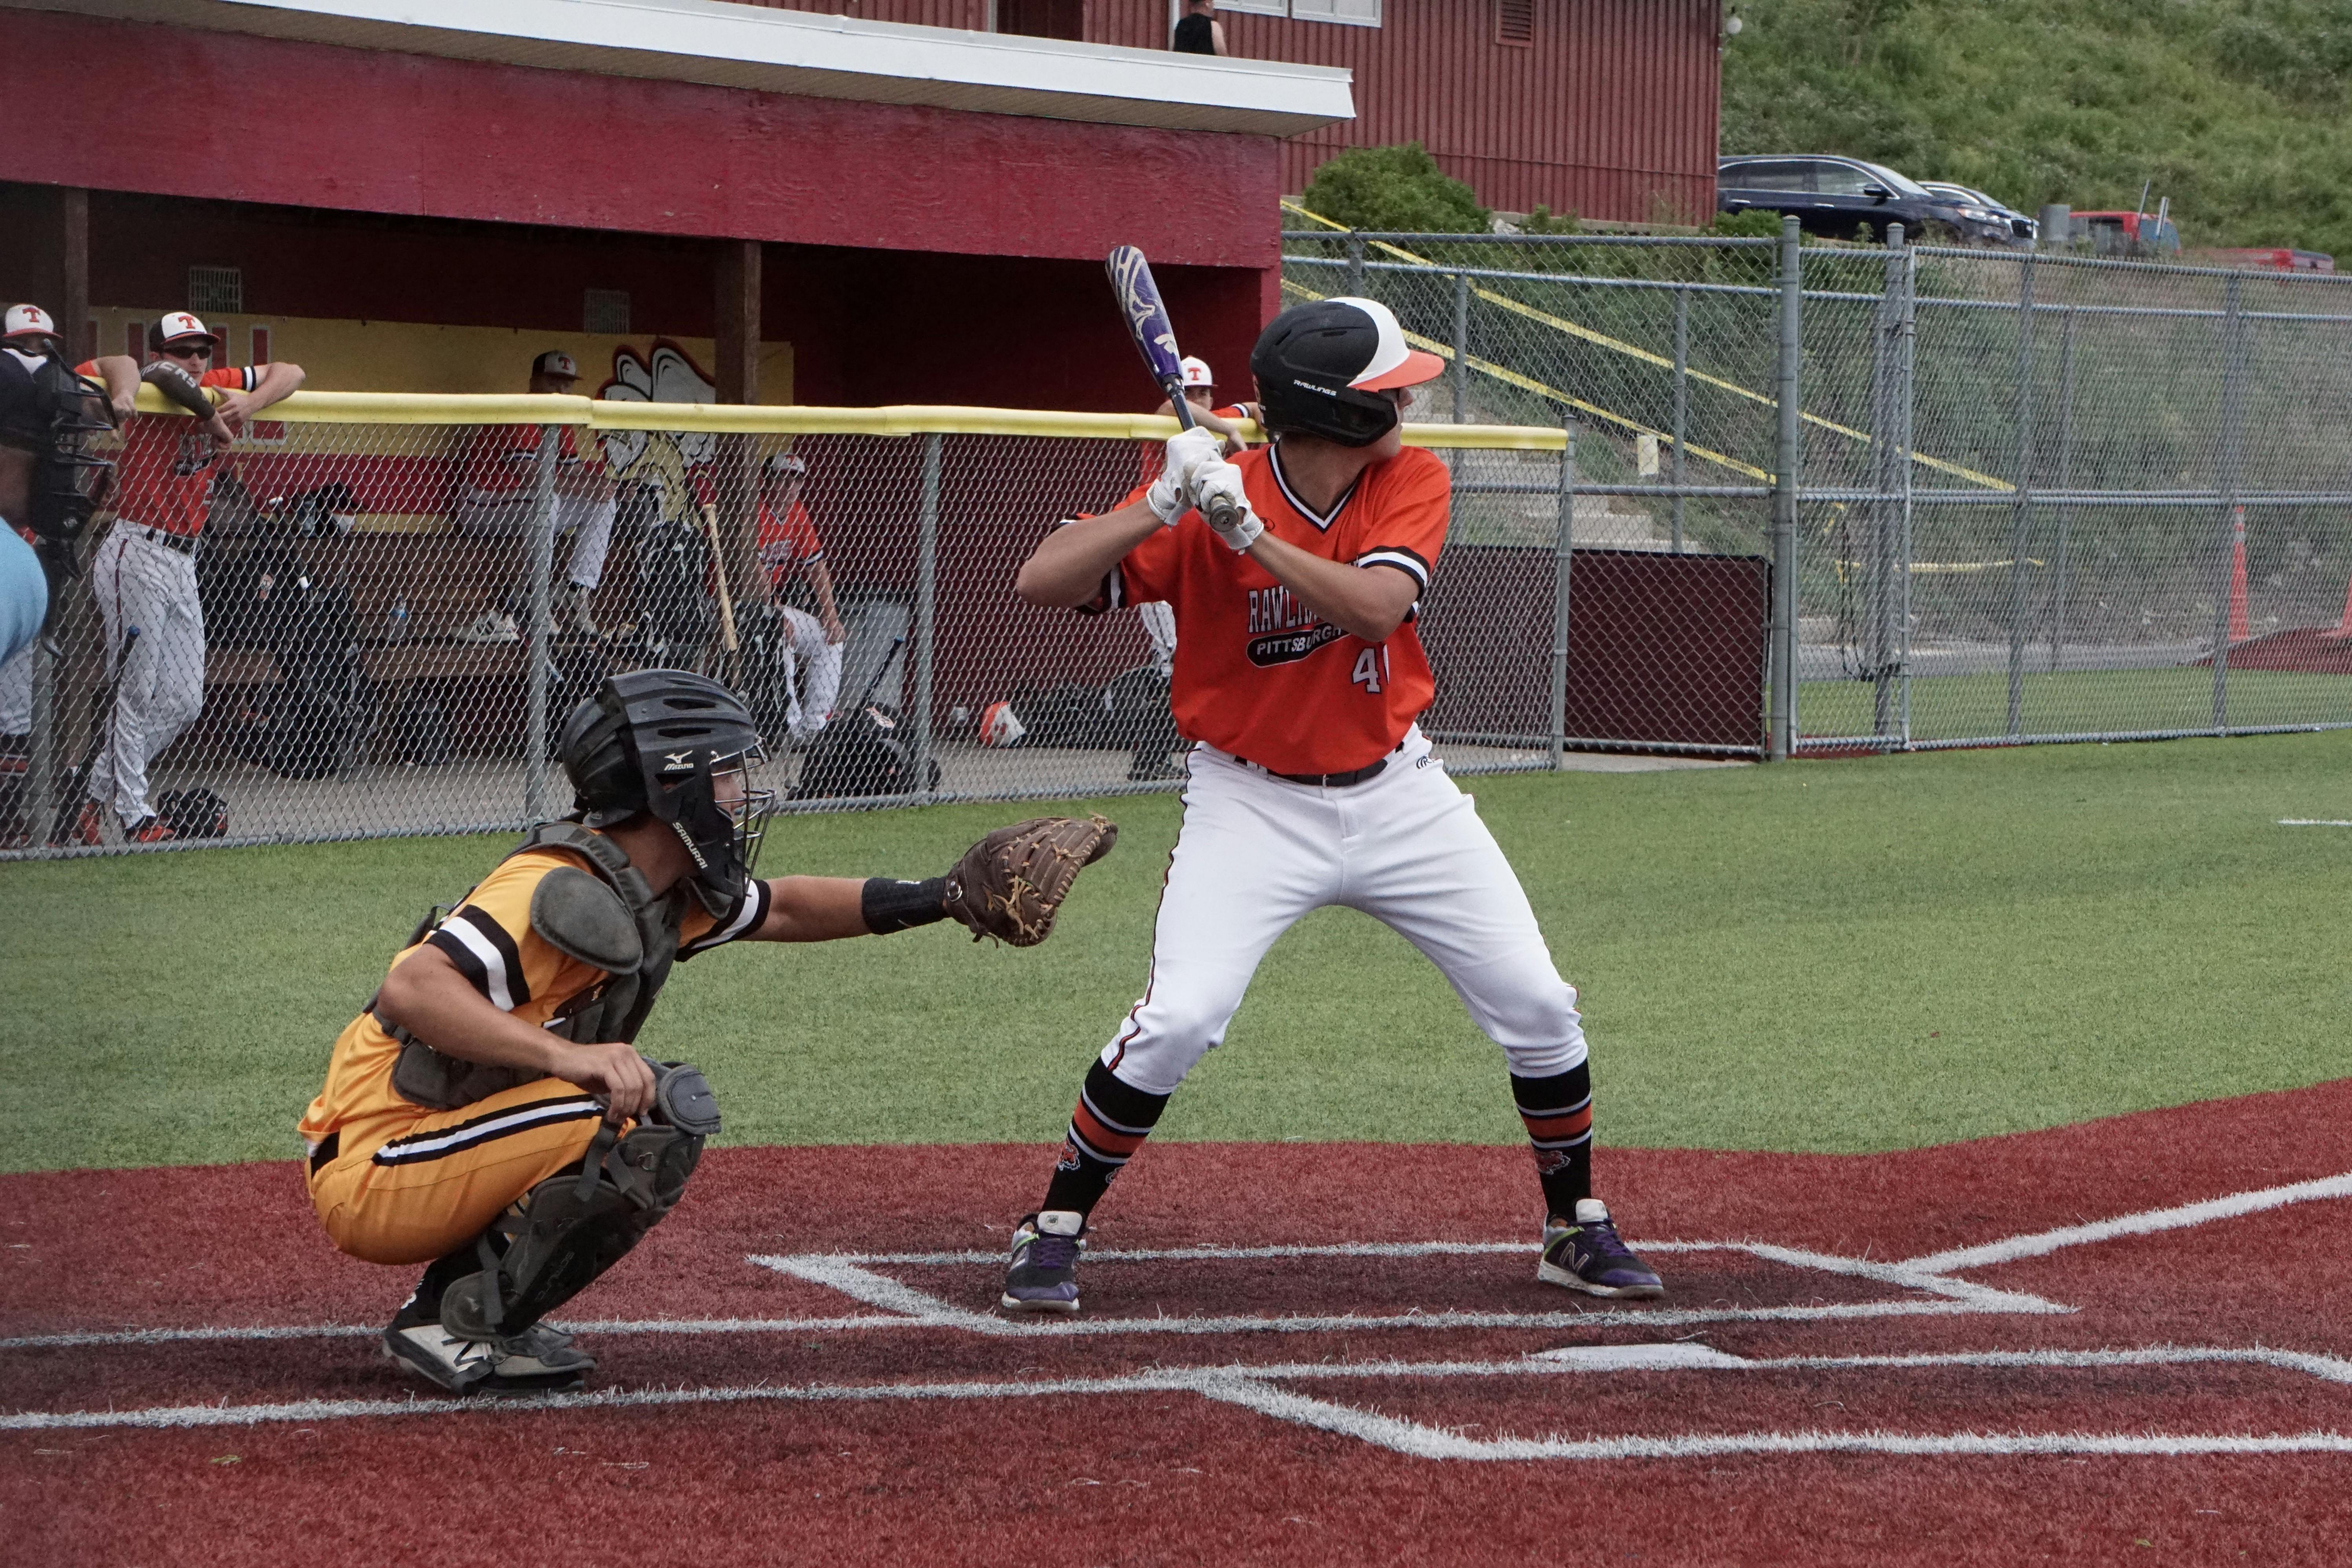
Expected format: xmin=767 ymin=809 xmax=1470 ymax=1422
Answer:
xmin=751 ymin=453 xmax=847 ymax=741
xmin=999 ymin=297 xmax=1664 ymax=1314
xmin=453 ymin=351 xmax=617 ymax=636
xmin=73 ymin=311 xmax=303 ymax=843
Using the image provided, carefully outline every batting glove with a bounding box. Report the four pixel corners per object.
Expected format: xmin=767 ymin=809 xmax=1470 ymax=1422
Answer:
xmin=1146 ymin=427 xmax=1224 ymax=526
xmin=1189 ymin=459 xmax=1264 ymax=552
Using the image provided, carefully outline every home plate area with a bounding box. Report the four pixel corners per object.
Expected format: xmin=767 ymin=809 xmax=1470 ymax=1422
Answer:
xmin=9 ymin=1083 xmax=2352 ymax=1562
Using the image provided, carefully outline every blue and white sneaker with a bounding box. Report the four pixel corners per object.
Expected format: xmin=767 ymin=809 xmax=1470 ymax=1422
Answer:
xmin=1000 ymin=1210 xmax=1086 ymax=1315
xmin=1537 ymin=1199 xmax=1666 ymax=1299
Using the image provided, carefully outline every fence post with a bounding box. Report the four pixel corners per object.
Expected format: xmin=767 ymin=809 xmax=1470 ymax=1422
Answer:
xmin=1452 ymin=270 xmax=1471 ymax=426
xmin=1670 ymin=284 xmax=1688 ymax=554
xmin=910 ymin=431 xmax=942 ymax=802
xmin=1347 ymin=234 xmax=1366 ymax=297
xmin=1896 ymin=240 xmax=1918 ymax=748
xmin=1550 ymin=414 xmax=1576 ymax=770
xmin=2005 ymin=252 xmax=2037 ymax=739
xmin=521 ymin=424 xmax=560 ymax=823
xmin=26 ymin=633 xmax=54 ymax=844
xmin=1769 ymin=215 xmax=1802 ymax=762
xmin=2048 ymin=305 xmax=2077 ymax=671
xmin=1871 ymin=227 xmax=1904 ymax=740
xmin=2212 ymin=274 xmax=2247 ymax=733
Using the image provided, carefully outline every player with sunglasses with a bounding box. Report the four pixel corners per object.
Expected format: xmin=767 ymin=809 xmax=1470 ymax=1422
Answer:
xmin=70 ymin=311 xmax=303 ymax=843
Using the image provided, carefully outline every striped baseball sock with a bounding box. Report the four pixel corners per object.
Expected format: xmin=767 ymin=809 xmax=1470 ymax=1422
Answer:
xmin=1512 ymin=1063 xmax=1593 ymax=1220
xmin=1040 ymin=1060 xmax=1170 ymax=1220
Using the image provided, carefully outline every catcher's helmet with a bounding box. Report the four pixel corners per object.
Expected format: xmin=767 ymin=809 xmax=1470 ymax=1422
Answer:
xmin=1250 ymin=297 xmax=1445 ymax=448
xmin=558 ymin=669 xmax=774 ymax=915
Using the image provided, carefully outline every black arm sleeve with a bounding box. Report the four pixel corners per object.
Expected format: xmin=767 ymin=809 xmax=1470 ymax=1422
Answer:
xmin=861 ymin=876 xmax=949 ymax=935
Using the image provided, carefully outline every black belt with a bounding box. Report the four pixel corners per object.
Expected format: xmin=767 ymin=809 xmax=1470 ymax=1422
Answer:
xmin=307 ymin=1130 xmax=340 ymax=1176
xmin=133 ymin=526 xmax=198 ymax=556
xmin=1237 ymin=742 xmax=1400 ymax=789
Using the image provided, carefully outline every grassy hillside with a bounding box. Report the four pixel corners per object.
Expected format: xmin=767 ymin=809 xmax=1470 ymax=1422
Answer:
xmin=1721 ymin=0 xmax=2352 ymax=258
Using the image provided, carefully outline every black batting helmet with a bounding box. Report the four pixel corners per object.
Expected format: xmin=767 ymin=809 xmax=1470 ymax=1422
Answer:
xmin=1250 ymin=297 xmax=1446 ymax=448
xmin=559 ymin=669 xmax=774 ymax=915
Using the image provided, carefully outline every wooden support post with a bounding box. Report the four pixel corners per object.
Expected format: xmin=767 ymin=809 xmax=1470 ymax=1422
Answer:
xmin=61 ymin=187 xmax=91 ymax=360
xmin=711 ymin=239 xmax=763 ymax=672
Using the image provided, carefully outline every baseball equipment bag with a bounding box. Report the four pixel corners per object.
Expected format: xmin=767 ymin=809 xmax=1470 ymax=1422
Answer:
xmin=942 ymin=813 xmax=1118 ymax=946
xmin=155 ymin=786 xmax=229 ymax=840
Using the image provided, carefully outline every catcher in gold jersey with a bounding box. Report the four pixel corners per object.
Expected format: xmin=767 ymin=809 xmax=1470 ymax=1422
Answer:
xmin=301 ymin=669 xmax=1113 ymax=1394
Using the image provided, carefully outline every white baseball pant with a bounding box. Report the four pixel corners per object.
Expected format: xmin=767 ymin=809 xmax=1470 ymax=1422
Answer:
xmin=89 ymin=524 xmax=207 ymax=824
xmin=453 ymin=491 xmax=617 ymax=591
xmin=775 ymin=606 xmax=843 ymax=741
xmin=0 ymin=642 xmax=29 ymax=736
xmin=1100 ymin=726 xmax=1586 ymax=1094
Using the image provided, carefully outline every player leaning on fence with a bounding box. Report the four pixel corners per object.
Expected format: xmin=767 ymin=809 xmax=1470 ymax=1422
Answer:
xmin=68 ymin=311 xmax=303 ymax=846
xmin=1000 ymin=297 xmax=1665 ymax=1314
xmin=300 ymin=669 xmax=1116 ymax=1395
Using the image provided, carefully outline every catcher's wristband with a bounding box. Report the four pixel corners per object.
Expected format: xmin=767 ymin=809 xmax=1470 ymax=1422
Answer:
xmin=861 ymin=876 xmax=949 ymax=935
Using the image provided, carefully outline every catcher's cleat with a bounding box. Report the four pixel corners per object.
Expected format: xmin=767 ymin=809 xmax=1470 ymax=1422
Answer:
xmin=1000 ymin=1210 xmax=1085 ymax=1315
xmin=1537 ymin=1199 xmax=1666 ymax=1299
xmin=383 ymin=1301 xmax=595 ymax=1395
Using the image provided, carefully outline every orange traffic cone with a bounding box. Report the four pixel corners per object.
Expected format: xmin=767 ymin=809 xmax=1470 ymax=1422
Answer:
xmin=2229 ymin=506 xmax=2251 ymax=643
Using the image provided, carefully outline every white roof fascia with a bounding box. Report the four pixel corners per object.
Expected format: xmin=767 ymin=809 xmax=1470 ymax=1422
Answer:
xmin=15 ymin=0 xmax=1355 ymax=136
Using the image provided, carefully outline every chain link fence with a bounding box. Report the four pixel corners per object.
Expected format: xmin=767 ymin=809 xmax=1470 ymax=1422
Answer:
xmin=3 ymin=400 xmax=1591 ymax=858
xmin=1281 ymin=223 xmax=2352 ymax=756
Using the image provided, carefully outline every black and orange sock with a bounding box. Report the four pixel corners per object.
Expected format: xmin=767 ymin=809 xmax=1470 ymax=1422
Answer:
xmin=1512 ymin=1063 xmax=1593 ymax=1220
xmin=1039 ymin=1060 xmax=1170 ymax=1220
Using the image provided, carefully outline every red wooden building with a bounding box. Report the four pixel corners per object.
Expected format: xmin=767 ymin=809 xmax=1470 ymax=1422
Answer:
xmin=737 ymin=0 xmax=1727 ymax=225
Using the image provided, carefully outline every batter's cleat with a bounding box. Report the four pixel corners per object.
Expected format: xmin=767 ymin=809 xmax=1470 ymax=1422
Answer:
xmin=383 ymin=1301 xmax=595 ymax=1395
xmin=1000 ymin=1210 xmax=1085 ymax=1315
xmin=1538 ymin=1199 xmax=1666 ymax=1299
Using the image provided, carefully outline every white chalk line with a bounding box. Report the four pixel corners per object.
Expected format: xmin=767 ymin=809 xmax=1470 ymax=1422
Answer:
xmin=0 ymin=1234 xmax=2073 ymax=1355
xmin=2277 ymin=819 xmax=2352 ymax=827
xmin=1905 ymin=1169 xmax=2352 ymax=1275
xmin=11 ymin=1344 xmax=2350 ymax=1457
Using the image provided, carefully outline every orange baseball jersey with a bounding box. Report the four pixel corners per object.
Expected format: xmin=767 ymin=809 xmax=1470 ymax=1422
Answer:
xmin=756 ymin=498 xmax=825 ymax=582
xmin=298 ymin=842 xmax=771 ymax=1151
xmin=1096 ymin=443 xmax=1449 ymax=775
xmin=461 ymin=423 xmax=599 ymax=495
xmin=77 ymin=362 xmax=261 ymax=537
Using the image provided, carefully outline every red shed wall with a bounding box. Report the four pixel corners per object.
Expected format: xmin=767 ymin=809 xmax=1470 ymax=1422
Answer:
xmin=734 ymin=0 xmax=1722 ymax=222
xmin=0 ymin=9 xmax=1279 ymax=271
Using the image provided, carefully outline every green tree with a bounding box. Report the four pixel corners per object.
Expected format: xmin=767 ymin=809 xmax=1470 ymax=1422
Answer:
xmin=1299 ymin=143 xmax=1492 ymax=233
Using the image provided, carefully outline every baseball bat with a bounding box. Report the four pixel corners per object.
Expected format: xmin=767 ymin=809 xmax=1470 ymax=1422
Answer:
xmin=699 ymin=501 xmax=742 ymax=658
xmin=1103 ymin=246 xmax=1245 ymax=534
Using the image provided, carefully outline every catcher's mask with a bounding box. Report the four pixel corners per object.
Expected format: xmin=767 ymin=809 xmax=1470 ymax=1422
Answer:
xmin=0 ymin=343 xmax=116 ymax=582
xmin=557 ymin=669 xmax=775 ymax=915
xmin=1250 ymin=297 xmax=1444 ymax=449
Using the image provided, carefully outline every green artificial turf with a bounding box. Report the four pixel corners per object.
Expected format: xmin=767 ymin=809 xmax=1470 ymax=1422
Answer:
xmin=7 ymin=732 xmax=2352 ymax=1172
xmin=1799 ymin=667 xmax=2352 ymax=745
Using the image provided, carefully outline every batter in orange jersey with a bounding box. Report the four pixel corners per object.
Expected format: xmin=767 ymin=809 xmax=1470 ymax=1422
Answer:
xmin=995 ymin=297 xmax=1666 ymax=1317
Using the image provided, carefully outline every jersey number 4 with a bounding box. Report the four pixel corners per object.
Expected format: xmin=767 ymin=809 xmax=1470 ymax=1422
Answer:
xmin=1352 ymin=647 xmax=1389 ymax=695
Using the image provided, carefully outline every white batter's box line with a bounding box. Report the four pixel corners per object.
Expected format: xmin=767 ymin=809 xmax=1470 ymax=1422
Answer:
xmin=0 ymin=1234 xmax=2069 ymax=1357
xmin=12 ymin=1343 xmax=2351 ymax=1453
xmin=1902 ymin=1169 xmax=2352 ymax=1275
xmin=748 ymin=1237 xmax=2071 ymax=1335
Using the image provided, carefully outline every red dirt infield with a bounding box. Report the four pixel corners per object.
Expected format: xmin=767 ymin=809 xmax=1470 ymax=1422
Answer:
xmin=8 ymin=1079 xmax=2352 ymax=1566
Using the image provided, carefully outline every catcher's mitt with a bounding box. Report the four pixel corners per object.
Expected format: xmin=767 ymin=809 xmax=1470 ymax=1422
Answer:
xmin=141 ymin=358 xmax=216 ymax=419
xmin=943 ymin=814 xmax=1117 ymax=947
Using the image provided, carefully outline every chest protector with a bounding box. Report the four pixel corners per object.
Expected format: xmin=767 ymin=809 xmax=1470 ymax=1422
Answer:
xmin=384 ymin=821 xmax=693 ymax=1111
xmin=0 ymin=349 xmax=114 ymax=550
